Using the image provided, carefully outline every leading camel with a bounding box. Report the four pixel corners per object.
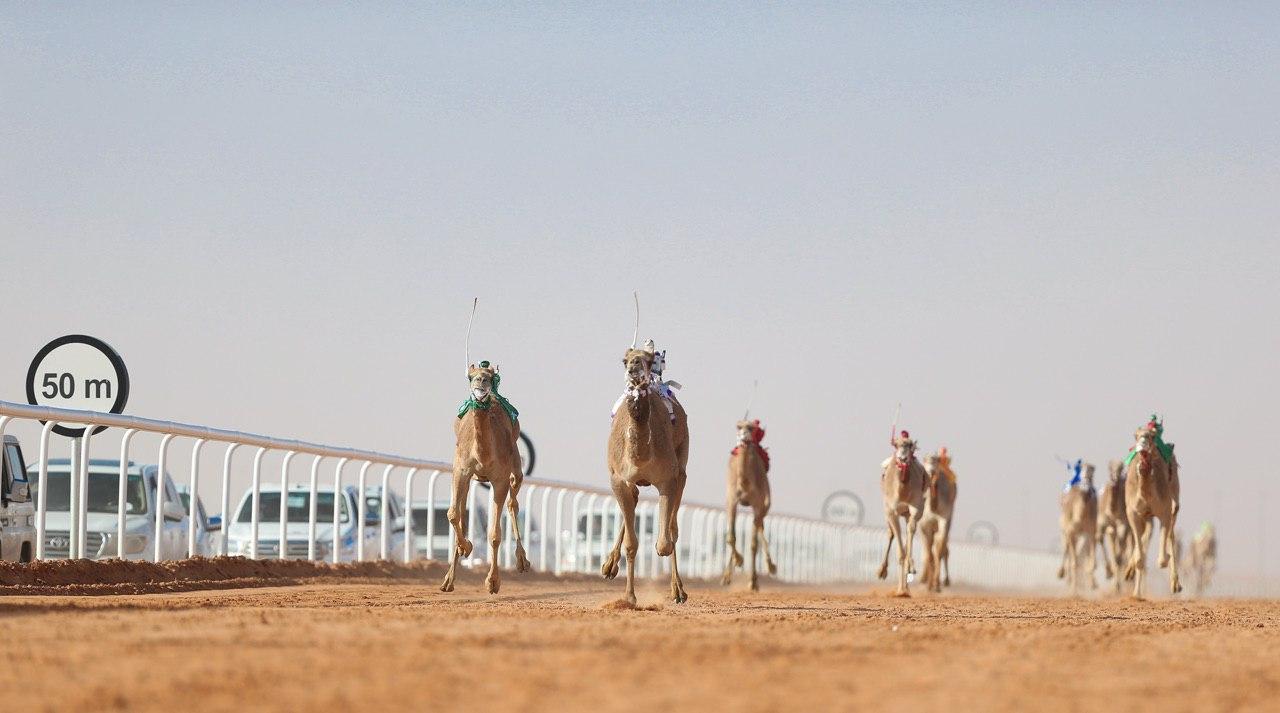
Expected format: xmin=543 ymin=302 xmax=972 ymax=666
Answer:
xmin=440 ymin=361 xmax=531 ymax=594
xmin=877 ymin=431 xmax=927 ymax=596
xmin=602 ymin=343 xmax=691 ymax=605
xmin=721 ymin=419 xmax=777 ymax=591
xmin=1123 ymin=418 xmax=1182 ymax=597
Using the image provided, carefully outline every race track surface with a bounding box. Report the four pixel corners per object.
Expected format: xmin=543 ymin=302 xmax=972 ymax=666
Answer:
xmin=3 ymin=561 xmax=1276 ymax=712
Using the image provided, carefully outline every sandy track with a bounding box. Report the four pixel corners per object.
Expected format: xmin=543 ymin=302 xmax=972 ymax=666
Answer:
xmin=3 ymin=562 xmax=1276 ymax=713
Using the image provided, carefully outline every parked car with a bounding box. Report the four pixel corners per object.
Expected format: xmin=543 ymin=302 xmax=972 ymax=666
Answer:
xmin=362 ymin=485 xmax=407 ymax=556
xmin=0 ymin=435 xmax=36 ymax=562
xmin=29 ymin=458 xmax=189 ymax=560
xmin=176 ymin=484 xmax=216 ymax=557
xmin=225 ymin=484 xmax=375 ymax=561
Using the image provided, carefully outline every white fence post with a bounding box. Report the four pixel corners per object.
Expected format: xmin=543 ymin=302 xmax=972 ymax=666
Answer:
xmin=307 ymin=455 xmax=323 ymax=562
xmin=331 ymin=457 xmax=349 ymax=564
xmin=153 ymin=433 xmax=176 ymax=563
xmin=117 ymin=428 xmax=138 ymax=558
xmin=187 ymin=438 xmax=205 ymax=558
xmin=219 ymin=443 xmax=240 ymax=557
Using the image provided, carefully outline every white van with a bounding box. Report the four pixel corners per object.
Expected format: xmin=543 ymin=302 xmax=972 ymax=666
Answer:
xmin=0 ymin=435 xmax=36 ymax=562
xmin=31 ymin=459 xmax=189 ymax=560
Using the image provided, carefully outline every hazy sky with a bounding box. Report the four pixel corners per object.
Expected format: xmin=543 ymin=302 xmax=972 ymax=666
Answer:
xmin=2 ymin=4 xmax=1277 ymax=578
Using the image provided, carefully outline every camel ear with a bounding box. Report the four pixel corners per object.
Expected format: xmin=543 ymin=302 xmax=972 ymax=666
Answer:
xmin=492 ymin=364 xmax=500 ymax=373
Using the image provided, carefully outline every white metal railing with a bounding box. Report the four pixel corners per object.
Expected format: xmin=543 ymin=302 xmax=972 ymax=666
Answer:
xmin=0 ymin=399 xmax=1071 ymax=591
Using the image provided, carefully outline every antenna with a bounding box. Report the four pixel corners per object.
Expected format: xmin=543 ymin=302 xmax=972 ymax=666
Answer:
xmin=743 ymin=380 xmax=758 ymax=420
xmin=465 ymin=298 xmax=478 ymax=373
xmin=889 ymin=402 xmax=901 ymax=443
xmin=631 ymin=291 xmax=640 ymax=348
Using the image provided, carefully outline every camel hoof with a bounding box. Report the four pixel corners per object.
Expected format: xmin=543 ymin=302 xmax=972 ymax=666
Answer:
xmin=673 ymin=590 xmax=688 ymax=604
xmin=486 ymin=576 xmax=500 ymax=595
xmin=440 ymin=578 xmax=455 ymax=593
xmin=601 ymin=558 xmax=619 ymax=580
xmin=767 ymin=562 xmax=777 ymax=576
xmin=720 ymin=573 xmax=732 ymax=587
xmin=1172 ymin=581 xmax=1183 ymax=595
xmin=943 ymin=577 xmax=951 ymax=587
xmin=893 ymin=589 xmax=911 ymax=598
xmin=1056 ymin=566 xmax=1065 ymax=580
xmin=749 ymin=577 xmax=759 ymax=592
xmin=732 ymin=552 xmax=744 ymax=568
xmin=459 ymin=539 xmax=473 ymax=558
xmin=516 ymin=552 xmax=532 ymax=574
xmin=876 ymin=563 xmax=889 ymax=580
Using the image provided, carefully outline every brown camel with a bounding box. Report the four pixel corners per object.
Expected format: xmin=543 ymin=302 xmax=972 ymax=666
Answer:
xmin=920 ymin=449 xmax=957 ymax=593
xmin=602 ymin=343 xmax=691 ymax=605
xmin=1096 ymin=460 xmax=1131 ymax=594
xmin=1186 ymin=523 xmax=1217 ymax=597
xmin=721 ymin=419 xmax=776 ymax=591
xmin=877 ymin=431 xmax=927 ymax=596
xmin=1057 ymin=463 xmax=1098 ymax=594
xmin=1123 ymin=418 xmax=1182 ymax=597
xmin=441 ymin=361 xmax=531 ymax=594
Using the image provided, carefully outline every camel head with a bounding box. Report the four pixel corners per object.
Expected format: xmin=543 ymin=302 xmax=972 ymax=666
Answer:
xmin=1134 ymin=423 xmax=1159 ymax=458
xmin=467 ymin=361 xmax=499 ymax=405
xmin=893 ymin=431 xmax=917 ymax=464
xmin=735 ymin=420 xmax=755 ymax=445
xmin=623 ymin=348 xmax=654 ymax=392
xmin=1081 ymin=462 xmax=1096 ymax=490
xmin=924 ymin=452 xmax=942 ymax=477
xmin=1108 ymin=460 xmax=1125 ymax=483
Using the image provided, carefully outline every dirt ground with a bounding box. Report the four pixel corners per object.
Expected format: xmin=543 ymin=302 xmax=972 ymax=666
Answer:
xmin=2 ymin=559 xmax=1277 ymax=713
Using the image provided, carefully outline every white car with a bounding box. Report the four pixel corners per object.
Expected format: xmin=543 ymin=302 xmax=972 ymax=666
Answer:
xmin=225 ymin=484 xmax=380 ymax=561
xmin=0 ymin=435 xmax=36 ymax=562
xmin=31 ymin=458 xmax=189 ymax=560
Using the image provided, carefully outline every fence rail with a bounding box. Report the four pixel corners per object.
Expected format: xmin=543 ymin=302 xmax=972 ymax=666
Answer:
xmin=0 ymin=400 xmax=1120 ymax=593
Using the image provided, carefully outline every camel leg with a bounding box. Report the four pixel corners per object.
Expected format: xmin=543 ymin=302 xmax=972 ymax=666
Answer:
xmin=748 ymin=514 xmax=762 ymax=592
xmin=606 ymin=480 xmax=639 ymax=605
xmin=885 ymin=514 xmax=908 ymax=596
xmin=758 ymin=521 xmax=778 ymax=576
xmin=507 ymin=472 xmax=531 ymax=574
xmin=919 ymin=523 xmax=936 ymax=592
xmin=877 ymin=513 xmax=895 ymax=580
xmin=1068 ymin=534 xmax=1080 ymax=596
xmin=485 ymin=482 xmax=509 ymax=594
xmin=932 ymin=518 xmax=949 ymax=593
xmin=1164 ymin=514 xmax=1183 ymax=595
xmin=663 ymin=476 xmax=689 ymax=604
xmin=1057 ymin=529 xmax=1071 ymax=581
xmin=1099 ymin=526 xmax=1113 ymax=579
xmin=904 ymin=505 xmax=920 ymax=577
xmin=602 ymin=481 xmax=636 ymax=581
xmin=1131 ymin=515 xmax=1152 ymax=599
xmin=722 ymin=497 xmax=741 ymax=586
xmin=1085 ymin=530 xmax=1098 ymax=590
xmin=440 ymin=472 xmax=473 ymax=593
xmin=941 ymin=516 xmax=953 ymax=588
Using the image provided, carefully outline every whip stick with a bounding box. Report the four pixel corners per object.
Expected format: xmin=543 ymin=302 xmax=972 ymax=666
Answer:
xmin=743 ymin=380 xmax=758 ymax=420
xmin=465 ymin=297 xmax=478 ymax=373
xmin=631 ymin=291 xmax=640 ymax=348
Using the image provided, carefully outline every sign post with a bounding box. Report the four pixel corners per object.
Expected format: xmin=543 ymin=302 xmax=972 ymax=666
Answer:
xmin=26 ymin=335 xmax=129 ymax=559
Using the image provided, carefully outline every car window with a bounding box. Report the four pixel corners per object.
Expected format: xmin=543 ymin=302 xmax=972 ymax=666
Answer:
xmin=6 ymin=445 xmax=28 ymax=483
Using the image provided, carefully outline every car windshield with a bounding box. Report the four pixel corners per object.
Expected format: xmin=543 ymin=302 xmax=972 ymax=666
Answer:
xmin=42 ymin=471 xmax=148 ymax=515
xmin=411 ymin=508 xmax=450 ymax=533
xmin=236 ymin=491 xmax=349 ymax=524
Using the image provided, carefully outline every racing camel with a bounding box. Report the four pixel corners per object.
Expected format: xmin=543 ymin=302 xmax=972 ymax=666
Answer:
xmin=721 ymin=419 xmax=777 ymax=591
xmin=1187 ymin=522 xmax=1217 ymax=597
xmin=1057 ymin=463 xmax=1098 ymax=594
xmin=1123 ymin=416 xmax=1182 ymax=597
xmin=920 ymin=449 xmax=957 ymax=593
xmin=440 ymin=360 xmax=531 ymax=594
xmin=877 ymin=431 xmax=927 ymax=596
xmin=602 ymin=341 xmax=691 ymax=605
xmin=1096 ymin=460 xmax=1131 ymax=594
